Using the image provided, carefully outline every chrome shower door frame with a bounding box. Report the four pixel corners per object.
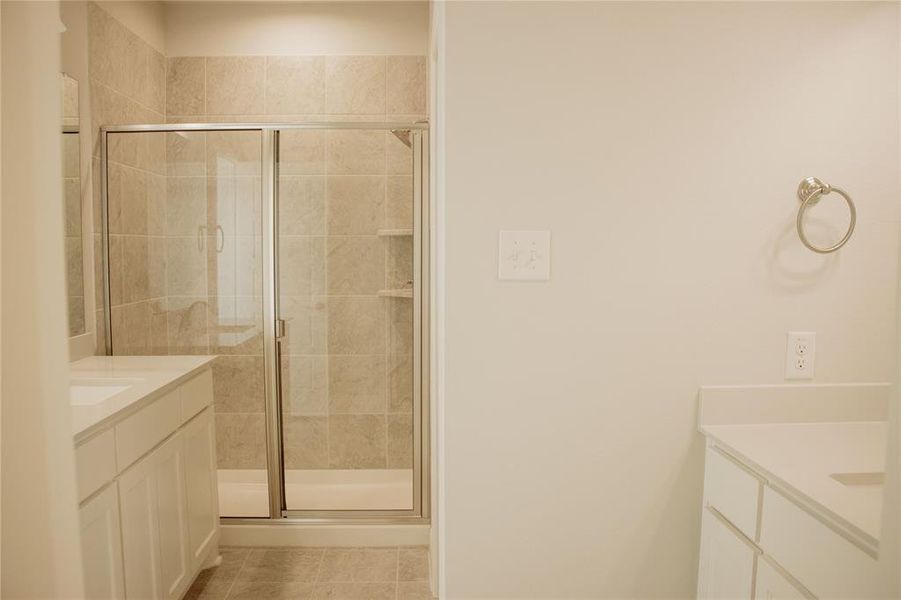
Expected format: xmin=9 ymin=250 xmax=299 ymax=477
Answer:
xmin=100 ymin=122 xmax=430 ymax=523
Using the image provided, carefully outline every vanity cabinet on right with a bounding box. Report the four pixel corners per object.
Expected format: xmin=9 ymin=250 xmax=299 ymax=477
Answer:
xmin=696 ymin=444 xmax=883 ymax=600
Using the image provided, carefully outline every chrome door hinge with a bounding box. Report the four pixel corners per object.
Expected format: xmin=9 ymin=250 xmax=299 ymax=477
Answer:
xmin=275 ymin=318 xmax=286 ymax=340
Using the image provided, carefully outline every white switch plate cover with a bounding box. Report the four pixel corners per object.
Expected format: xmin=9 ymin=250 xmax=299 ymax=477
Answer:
xmin=785 ymin=331 xmax=816 ymax=380
xmin=498 ymin=230 xmax=551 ymax=281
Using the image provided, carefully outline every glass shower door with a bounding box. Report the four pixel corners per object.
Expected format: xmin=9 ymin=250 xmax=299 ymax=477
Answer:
xmin=276 ymin=126 xmax=419 ymax=512
xmin=105 ymin=128 xmax=268 ymax=517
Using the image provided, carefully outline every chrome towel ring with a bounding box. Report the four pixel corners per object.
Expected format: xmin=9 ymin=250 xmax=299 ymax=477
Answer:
xmin=796 ymin=177 xmax=856 ymax=254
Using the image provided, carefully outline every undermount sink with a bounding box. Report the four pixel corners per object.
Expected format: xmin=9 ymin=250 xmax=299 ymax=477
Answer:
xmin=830 ymin=472 xmax=885 ymax=487
xmin=70 ymin=378 xmax=142 ymax=406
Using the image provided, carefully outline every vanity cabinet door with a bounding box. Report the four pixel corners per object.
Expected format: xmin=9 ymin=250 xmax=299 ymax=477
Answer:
xmin=154 ymin=435 xmax=191 ymax=600
xmin=755 ymin=559 xmax=808 ymax=600
xmin=80 ymin=485 xmax=125 ymax=600
xmin=697 ymin=507 xmax=756 ymax=600
xmin=118 ymin=454 xmax=163 ymax=600
xmin=182 ymin=407 xmax=219 ymax=570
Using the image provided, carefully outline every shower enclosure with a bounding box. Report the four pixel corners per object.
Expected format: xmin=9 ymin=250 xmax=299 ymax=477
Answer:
xmin=100 ymin=122 xmax=429 ymax=521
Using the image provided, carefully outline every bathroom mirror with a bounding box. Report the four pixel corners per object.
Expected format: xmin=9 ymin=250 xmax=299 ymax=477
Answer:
xmin=61 ymin=73 xmax=85 ymax=336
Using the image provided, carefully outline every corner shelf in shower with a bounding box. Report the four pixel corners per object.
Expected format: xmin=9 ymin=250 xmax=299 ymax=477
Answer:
xmin=377 ymin=229 xmax=413 ymax=237
xmin=378 ymin=288 xmax=414 ymax=298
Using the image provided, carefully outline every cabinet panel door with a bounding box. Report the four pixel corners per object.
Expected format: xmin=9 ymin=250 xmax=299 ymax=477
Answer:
xmin=155 ymin=434 xmax=191 ymax=600
xmin=755 ymin=559 xmax=809 ymax=600
xmin=80 ymin=485 xmax=126 ymax=600
xmin=118 ymin=455 xmax=162 ymax=600
xmin=183 ymin=407 xmax=219 ymax=569
xmin=697 ymin=508 xmax=756 ymax=600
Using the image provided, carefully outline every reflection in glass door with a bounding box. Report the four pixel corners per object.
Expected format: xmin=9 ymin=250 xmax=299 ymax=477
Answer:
xmin=275 ymin=126 xmax=426 ymax=514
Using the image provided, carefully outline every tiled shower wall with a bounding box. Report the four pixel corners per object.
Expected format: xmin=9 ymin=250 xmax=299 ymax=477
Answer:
xmin=165 ymin=55 xmax=426 ymax=471
xmin=89 ymin=0 xmax=427 ymax=473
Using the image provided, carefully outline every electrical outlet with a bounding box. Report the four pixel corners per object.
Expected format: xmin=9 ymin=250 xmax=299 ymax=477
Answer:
xmin=785 ymin=332 xmax=816 ymax=380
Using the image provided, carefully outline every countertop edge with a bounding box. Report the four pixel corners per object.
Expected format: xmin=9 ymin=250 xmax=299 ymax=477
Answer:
xmin=698 ymin=424 xmax=880 ymax=556
xmin=73 ymin=357 xmax=217 ymax=444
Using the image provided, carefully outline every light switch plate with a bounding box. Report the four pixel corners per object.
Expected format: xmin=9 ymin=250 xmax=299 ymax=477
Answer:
xmin=498 ymin=230 xmax=551 ymax=281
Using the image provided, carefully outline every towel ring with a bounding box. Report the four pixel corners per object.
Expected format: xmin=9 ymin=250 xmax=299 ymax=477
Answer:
xmin=796 ymin=177 xmax=856 ymax=254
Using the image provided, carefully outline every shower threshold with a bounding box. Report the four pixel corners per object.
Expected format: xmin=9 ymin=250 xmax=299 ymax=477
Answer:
xmin=218 ymin=468 xmax=414 ymax=517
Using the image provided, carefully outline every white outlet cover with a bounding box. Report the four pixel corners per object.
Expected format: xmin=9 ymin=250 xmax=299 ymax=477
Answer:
xmin=498 ymin=230 xmax=551 ymax=281
xmin=785 ymin=331 xmax=816 ymax=380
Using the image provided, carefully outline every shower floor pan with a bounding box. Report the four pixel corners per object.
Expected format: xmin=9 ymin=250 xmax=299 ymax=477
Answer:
xmin=218 ymin=468 xmax=414 ymax=517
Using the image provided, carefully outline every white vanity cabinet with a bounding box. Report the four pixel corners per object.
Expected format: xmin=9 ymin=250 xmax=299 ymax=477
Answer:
xmin=696 ymin=444 xmax=881 ymax=600
xmin=76 ymin=368 xmax=218 ymax=600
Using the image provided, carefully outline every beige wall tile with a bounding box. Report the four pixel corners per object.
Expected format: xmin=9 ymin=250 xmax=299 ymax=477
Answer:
xmin=387 ymin=237 xmax=413 ymax=290
xmin=207 ymin=295 xmax=264 ymax=356
xmin=122 ymin=301 xmax=152 ymax=355
xmin=65 ymin=237 xmax=85 ymax=298
xmin=389 ymin=300 xmax=413 ymax=355
xmin=147 ymin=237 xmax=167 ymax=298
xmin=279 ymin=129 xmax=326 ymax=175
xmin=388 ymin=353 xmax=413 ymax=413
xmin=122 ymin=236 xmax=149 ymax=303
xmin=166 ymin=238 xmax=207 ymax=296
xmin=120 ymin=167 xmax=148 ymax=235
xmin=108 ymin=234 xmax=123 ymax=306
xmin=64 ymin=179 xmax=82 ymax=236
xmin=328 ymin=355 xmax=386 ymax=414
xmin=279 ymin=236 xmax=325 ymax=297
xmin=215 ymin=413 xmax=267 ymax=469
xmin=166 ymin=176 xmax=208 ymax=236
xmin=326 ymin=176 xmax=385 ymax=235
xmin=166 ymin=296 xmax=210 ymax=354
xmin=281 ymin=295 xmax=328 ymax=355
xmin=329 ymin=414 xmax=387 ymax=469
xmin=283 ymin=354 xmax=328 ymax=415
xmin=326 ymin=237 xmax=385 ymax=294
xmin=213 ymin=355 xmax=265 ymax=413
xmin=147 ymin=174 xmax=166 ymax=236
xmin=387 ymin=131 xmax=414 ymax=175
xmin=327 ymin=297 xmax=385 ymax=355
xmin=206 ymin=130 xmax=262 ymax=177
xmin=167 ymin=57 xmax=206 ymax=116
xmin=167 ymin=130 xmax=206 ymax=177
xmin=318 ymin=548 xmax=397 ymax=583
xmin=387 ymin=56 xmax=426 ymax=115
xmin=149 ymin=299 xmax=169 ymax=355
xmin=147 ymin=48 xmax=167 ymax=114
xmin=206 ymin=57 xmax=265 ymax=115
xmin=279 ymin=176 xmax=325 ymax=235
xmin=283 ymin=416 xmax=329 ymax=469
xmin=326 ymin=130 xmax=386 ymax=175
xmin=265 ymin=56 xmax=326 ymax=115
xmin=122 ymin=32 xmax=149 ymax=103
xmin=386 ymin=176 xmax=413 ymax=230
xmin=325 ymin=56 xmax=386 ymax=114
xmin=387 ymin=414 xmax=412 ymax=469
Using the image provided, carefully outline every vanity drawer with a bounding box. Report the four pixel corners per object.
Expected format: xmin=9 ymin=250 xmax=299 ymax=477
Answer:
xmin=703 ymin=446 xmax=761 ymax=540
xmin=115 ymin=388 xmax=181 ymax=471
xmin=179 ymin=369 xmax=213 ymax=425
xmin=75 ymin=429 xmax=117 ymax=503
xmin=759 ymin=486 xmax=881 ymax=598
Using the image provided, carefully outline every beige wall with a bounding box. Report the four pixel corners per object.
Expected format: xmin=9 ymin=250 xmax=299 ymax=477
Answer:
xmin=442 ymin=2 xmax=900 ymax=597
xmin=163 ymin=1 xmax=428 ymax=57
xmin=95 ymin=0 xmax=165 ymax=53
xmin=1 ymin=1 xmax=85 ymax=596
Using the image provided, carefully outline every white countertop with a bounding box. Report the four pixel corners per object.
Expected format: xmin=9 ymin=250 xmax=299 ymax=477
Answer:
xmin=701 ymin=420 xmax=886 ymax=548
xmin=70 ymin=355 xmax=216 ymax=441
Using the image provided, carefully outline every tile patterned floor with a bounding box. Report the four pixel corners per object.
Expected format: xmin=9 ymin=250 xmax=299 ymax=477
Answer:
xmin=185 ymin=546 xmax=434 ymax=600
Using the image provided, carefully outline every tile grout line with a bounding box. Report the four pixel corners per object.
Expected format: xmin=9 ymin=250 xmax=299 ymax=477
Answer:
xmin=222 ymin=549 xmax=253 ymax=600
